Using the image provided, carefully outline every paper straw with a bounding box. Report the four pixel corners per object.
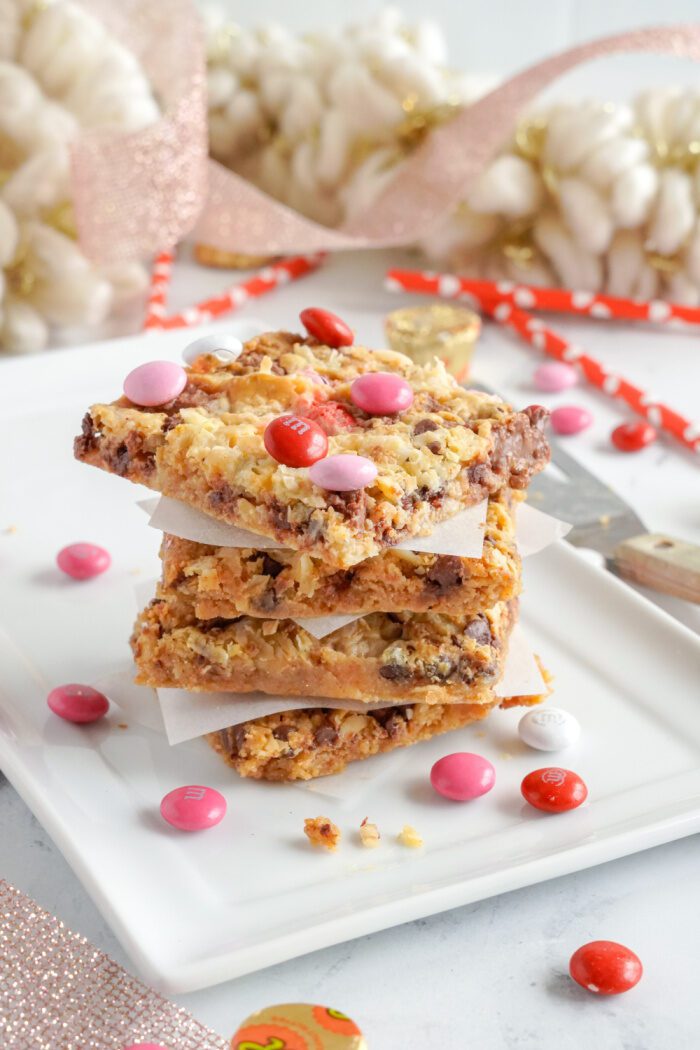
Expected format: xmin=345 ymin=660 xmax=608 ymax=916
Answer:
xmin=159 ymin=253 xmax=326 ymax=330
xmin=143 ymin=249 xmax=175 ymax=330
xmin=385 ymin=268 xmax=700 ymax=454
xmin=386 ymin=268 xmax=700 ymax=328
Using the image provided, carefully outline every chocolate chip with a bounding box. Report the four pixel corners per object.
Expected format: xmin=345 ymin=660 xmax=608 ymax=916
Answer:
xmin=424 ymin=657 xmax=456 ymax=681
xmin=379 ymin=663 xmax=412 ymax=681
xmin=232 ymin=725 xmax=248 ymax=752
xmin=209 ymin=483 xmax=238 ymax=511
xmin=162 ymin=413 xmax=182 ymax=433
xmin=427 ymin=441 xmax=441 ymax=454
xmin=74 ymin=412 xmax=98 ymax=458
xmin=457 ymin=658 xmax=476 ymax=684
xmin=426 ymin=555 xmax=464 ymax=593
xmin=413 ymin=418 xmax=439 ymax=435
xmin=199 ymin=616 xmax=238 ymax=631
xmin=272 ymin=723 xmax=294 ymax=741
xmin=465 ymin=614 xmax=492 ymax=646
xmin=261 ymin=554 xmax=284 ymax=579
xmin=111 ymin=442 xmax=131 ymax=476
xmin=256 ymin=588 xmax=279 ymax=612
xmin=314 ymin=724 xmax=339 ymax=746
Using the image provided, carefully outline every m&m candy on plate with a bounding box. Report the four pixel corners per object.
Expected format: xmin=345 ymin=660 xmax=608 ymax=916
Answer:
xmin=611 ymin=421 xmax=657 ymax=452
xmin=569 ymin=940 xmax=643 ymax=995
xmin=533 ymin=362 xmax=578 ymax=392
xmin=521 ymin=767 xmax=588 ymax=813
xmin=160 ymin=785 xmax=227 ymax=831
xmin=550 ymin=405 xmax=593 ymax=436
xmin=47 ymin=684 xmax=109 ymax=724
xmin=264 ymin=415 xmax=328 ymax=468
xmin=56 ymin=542 xmax=111 ymax=580
xmin=518 ymin=708 xmax=580 ymax=751
xmin=430 ymin=752 xmax=496 ymax=801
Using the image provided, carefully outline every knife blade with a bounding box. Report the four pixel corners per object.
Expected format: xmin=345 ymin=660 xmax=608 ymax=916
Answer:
xmin=472 ymin=382 xmax=700 ymax=603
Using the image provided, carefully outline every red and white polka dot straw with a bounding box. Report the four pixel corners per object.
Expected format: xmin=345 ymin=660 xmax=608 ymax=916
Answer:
xmin=385 ymin=268 xmax=700 ymax=455
xmin=386 ymin=269 xmax=700 ymax=327
xmin=158 ymin=253 xmax=326 ymax=330
xmin=143 ymin=249 xmax=175 ymax=330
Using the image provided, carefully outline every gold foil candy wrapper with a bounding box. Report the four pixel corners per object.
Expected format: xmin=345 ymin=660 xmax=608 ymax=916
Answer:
xmin=385 ymin=304 xmax=481 ymax=381
xmin=230 ymin=1002 xmax=367 ymax=1049
xmin=194 ymin=243 xmax=274 ymax=269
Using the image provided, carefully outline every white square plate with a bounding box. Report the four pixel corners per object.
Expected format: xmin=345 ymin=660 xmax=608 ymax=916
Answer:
xmin=2 ymin=333 xmax=700 ymax=994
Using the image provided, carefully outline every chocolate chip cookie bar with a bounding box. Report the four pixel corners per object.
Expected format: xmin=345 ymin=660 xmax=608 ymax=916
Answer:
xmin=131 ymin=592 xmax=517 ymax=705
xmin=159 ymin=491 xmax=522 ymax=620
xmin=75 ymin=330 xmax=549 ymax=569
xmin=208 ymin=674 xmax=549 ymax=781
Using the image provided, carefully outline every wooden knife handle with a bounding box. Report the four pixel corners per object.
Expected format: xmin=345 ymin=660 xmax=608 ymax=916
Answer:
xmin=613 ymin=533 xmax=700 ymax=603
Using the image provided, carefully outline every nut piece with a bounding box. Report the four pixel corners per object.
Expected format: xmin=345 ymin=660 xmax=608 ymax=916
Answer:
xmin=359 ymin=818 xmax=381 ymax=849
xmin=304 ymin=815 xmax=341 ymax=852
xmin=397 ymin=824 xmax=423 ymax=849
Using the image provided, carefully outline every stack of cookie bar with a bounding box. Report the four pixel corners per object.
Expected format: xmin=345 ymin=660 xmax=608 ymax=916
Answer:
xmin=74 ymin=315 xmax=551 ymax=781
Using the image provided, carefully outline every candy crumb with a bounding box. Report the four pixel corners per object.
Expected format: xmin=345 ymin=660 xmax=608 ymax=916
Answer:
xmin=359 ymin=818 xmax=381 ymax=849
xmin=398 ymin=825 xmax=423 ymax=849
xmin=304 ymin=816 xmax=341 ymax=852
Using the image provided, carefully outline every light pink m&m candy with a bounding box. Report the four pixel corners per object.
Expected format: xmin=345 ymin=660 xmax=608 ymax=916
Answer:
xmin=351 ymin=372 xmax=414 ymax=415
xmin=47 ymin=684 xmax=109 ymax=724
xmin=533 ymin=362 xmax=578 ymax=392
xmin=308 ymin=453 xmax=377 ymax=491
xmin=550 ymin=405 xmax=593 ymax=435
xmin=56 ymin=542 xmax=111 ymax=580
xmin=160 ymin=785 xmax=226 ymax=831
xmin=123 ymin=361 xmax=187 ymax=407
xmin=430 ymin=752 xmax=496 ymax=801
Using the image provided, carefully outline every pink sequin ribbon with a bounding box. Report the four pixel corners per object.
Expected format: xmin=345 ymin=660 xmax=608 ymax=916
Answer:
xmin=71 ymin=11 xmax=700 ymax=261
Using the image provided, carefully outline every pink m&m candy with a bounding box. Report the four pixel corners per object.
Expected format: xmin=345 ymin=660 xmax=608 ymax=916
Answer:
xmin=430 ymin=752 xmax=496 ymax=801
xmin=123 ymin=361 xmax=187 ymax=407
xmin=160 ymin=785 xmax=226 ymax=831
xmin=533 ymin=362 xmax=578 ymax=393
xmin=550 ymin=405 xmax=593 ymax=436
xmin=47 ymin=684 xmax=109 ymax=724
xmin=56 ymin=542 xmax=111 ymax=580
xmin=351 ymin=372 xmax=414 ymax=415
xmin=308 ymin=453 xmax=378 ymax=491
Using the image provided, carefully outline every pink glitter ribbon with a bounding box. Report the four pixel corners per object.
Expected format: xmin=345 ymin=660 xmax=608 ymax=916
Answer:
xmin=72 ymin=15 xmax=700 ymax=261
xmin=0 ymin=881 xmax=227 ymax=1049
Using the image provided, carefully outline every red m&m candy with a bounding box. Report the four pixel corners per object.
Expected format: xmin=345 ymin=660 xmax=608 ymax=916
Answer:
xmin=264 ymin=415 xmax=328 ymax=467
xmin=569 ymin=940 xmax=643 ymax=995
xmin=611 ymin=421 xmax=657 ymax=452
xmin=47 ymin=684 xmax=109 ymax=724
xmin=351 ymin=372 xmax=414 ymax=415
xmin=300 ymin=307 xmax=354 ymax=348
xmin=57 ymin=542 xmax=111 ymax=580
xmin=160 ymin=785 xmax=227 ymax=831
xmin=521 ymin=767 xmax=587 ymax=813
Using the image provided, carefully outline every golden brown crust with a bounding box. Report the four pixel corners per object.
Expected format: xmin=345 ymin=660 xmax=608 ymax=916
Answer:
xmin=206 ymin=679 xmax=549 ymax=781
xmin=131 ymin=592 xmax=518 ymax=705
xmin=74 ymin=330 xmax=549 ymax=569
xmin=160 ymin=491 xmax=522 ymax=619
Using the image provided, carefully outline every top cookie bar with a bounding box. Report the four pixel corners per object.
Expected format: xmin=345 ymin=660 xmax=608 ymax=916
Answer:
xmin=75 ymin=329 xmax=549 ymax=569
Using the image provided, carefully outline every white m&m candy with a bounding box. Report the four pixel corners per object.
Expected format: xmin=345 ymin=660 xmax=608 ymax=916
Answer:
xmin=182 ymin=333 xmax=243 ymax=365
xmin=518 ymin=707 xmax=580 ymax=751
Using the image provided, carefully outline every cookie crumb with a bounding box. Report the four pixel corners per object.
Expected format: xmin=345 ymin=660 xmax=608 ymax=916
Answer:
xmin=359 ymin=818 xmax=380 ymax=849
xmin=599 ymin=514 xmax=611 ymax=528
xmin=398 ymin=824 xmax=423 ymax=849
xmin=117 ymin=723 xmax=129 ymax=730
xmin=304 ymin=816 xmax=341 ymax=852
xmin=500 ymin=751 xmax=513 ymax=761
xmin=3 ymin=525 xmax=17 ymax=535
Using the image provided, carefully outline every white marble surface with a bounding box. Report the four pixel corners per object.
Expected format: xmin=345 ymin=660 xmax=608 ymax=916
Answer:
xmin=3 ymin=247 xmax=700 ymax=1048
